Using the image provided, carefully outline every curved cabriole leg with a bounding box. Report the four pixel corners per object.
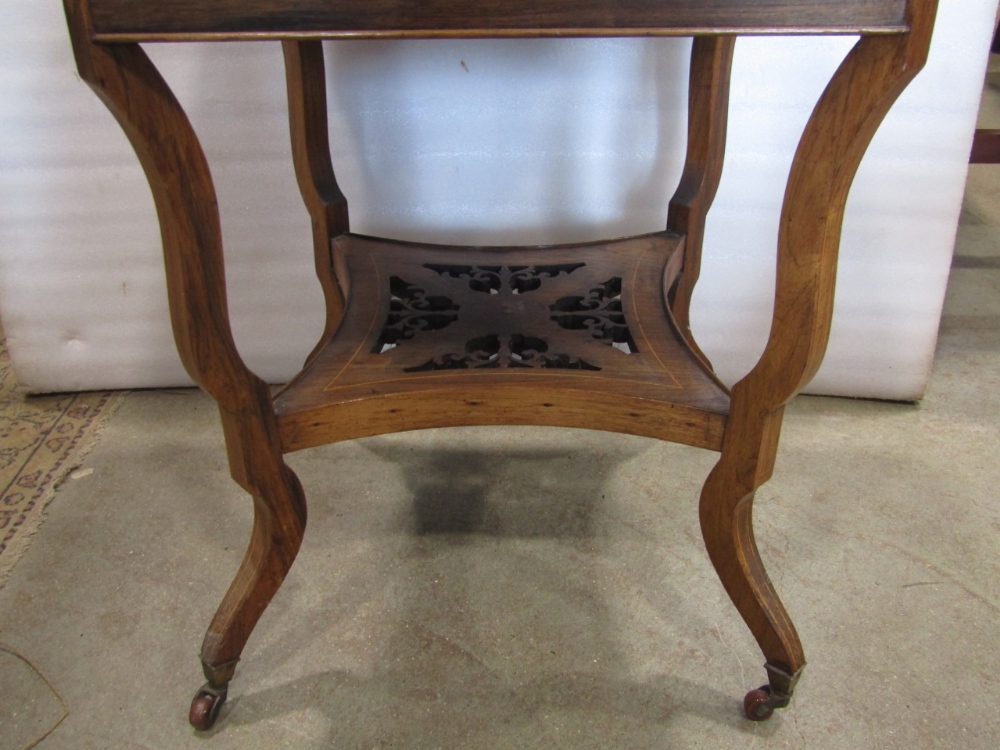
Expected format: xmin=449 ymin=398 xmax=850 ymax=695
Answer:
xmin=699 ymin=440 xmax=806 ymax=721
xmin=61 ymin=3 xmax=310 ymax=731
xmin=187 ymin=406 xmax=308 ymax=731
xmin=189 ymin=478 xmax=307 ymax=729
xmin=699 ymin=413 xmax=805 ymax=721
xmin=189 ymin=477 xmax=307 ymax=729
xmin=699 ymin=1 xmax=938 ymax=720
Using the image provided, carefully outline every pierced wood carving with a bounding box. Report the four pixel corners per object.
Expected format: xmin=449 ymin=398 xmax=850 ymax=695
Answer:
xmin=373 ymin=263 xmax=634 ymax=371
xmin=424 ymin=263 xmax=585 ymax=294
xmin=550 ymin=277 xmax=639 ymax=354
xmin=405 ymin=332 xmax=601 ymax=372
xmin=372 ymin=276 xmax=460 ymax=354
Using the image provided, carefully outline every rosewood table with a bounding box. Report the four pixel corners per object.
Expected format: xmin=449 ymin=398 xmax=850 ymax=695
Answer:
xmin=61 ymin=0 xmax=938 ymax=731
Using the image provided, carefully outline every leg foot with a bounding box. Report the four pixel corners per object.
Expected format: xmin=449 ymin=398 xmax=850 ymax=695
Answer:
xmin=742 ymin=662 xmax=803 ymax=721
xmin=191 ymin=409 xmax=307 ymax=732
xmin=189 ymin=682 xmax=228 ymax=731
xmin=699 ymin=461 xmax=806 ymax=706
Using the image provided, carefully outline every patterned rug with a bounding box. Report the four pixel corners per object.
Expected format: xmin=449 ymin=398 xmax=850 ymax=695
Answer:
xmin=0 ymin=326 xmax=126 ymax=585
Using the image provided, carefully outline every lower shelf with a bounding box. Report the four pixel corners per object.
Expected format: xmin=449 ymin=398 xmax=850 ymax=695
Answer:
xmin=273 ymin=232 xmax=730 ymax=451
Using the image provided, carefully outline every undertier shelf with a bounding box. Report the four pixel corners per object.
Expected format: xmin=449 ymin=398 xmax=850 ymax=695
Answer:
xmin=273 ymin=232 xmax=730 ymax=451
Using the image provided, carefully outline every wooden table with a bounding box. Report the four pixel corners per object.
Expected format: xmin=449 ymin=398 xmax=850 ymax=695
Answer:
xmin=61 ymin=0 xmax=939 ymax=731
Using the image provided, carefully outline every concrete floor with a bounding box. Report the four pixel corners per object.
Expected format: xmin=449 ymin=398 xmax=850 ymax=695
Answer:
xmin=3 ymin=88 xmax=1000 ymax=750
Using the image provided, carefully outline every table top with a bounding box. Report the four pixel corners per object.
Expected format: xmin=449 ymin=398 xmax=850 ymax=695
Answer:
xmin=85 ymin=0 xmax=910 ymax=42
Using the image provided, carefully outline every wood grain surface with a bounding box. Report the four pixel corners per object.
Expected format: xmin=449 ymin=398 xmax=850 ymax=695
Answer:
xmin=274 ymin=233 xmax=730 ymax=452
xmin=86 ymin=0 xmax=907 ymax=41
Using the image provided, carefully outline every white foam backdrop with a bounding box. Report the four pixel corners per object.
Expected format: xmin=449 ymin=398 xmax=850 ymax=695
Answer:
xmin=0 ymin=0 xmax=995 ymax=398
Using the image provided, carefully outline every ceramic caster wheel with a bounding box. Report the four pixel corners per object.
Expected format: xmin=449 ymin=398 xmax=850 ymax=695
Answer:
xmin=189 ymin=684 xmax=227 ymax=730
xmin=743 ymin=685 xmax=774 ymax=721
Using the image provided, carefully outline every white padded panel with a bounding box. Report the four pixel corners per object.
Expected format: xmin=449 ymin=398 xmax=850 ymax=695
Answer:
xmin=0 ymin=0 xmax=993 ymax=398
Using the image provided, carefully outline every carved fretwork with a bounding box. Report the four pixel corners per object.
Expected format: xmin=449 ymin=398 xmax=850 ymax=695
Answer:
xmin=404 ymin=333 xmax=600 ymax=372
xmin=374 ymin=263 xmax=636 ymax=370
xmin=424 ymin=263 xmax=585 ymax=294
xmin=424 ymin=264 xmax=503 ymax=294
xmin=508 ymin=264 xmax=586 ymax=293
xmin=371 ymin=276 xmax=460 ymax=353
xmin=550 ymin=277 xmax=638 ymax=353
